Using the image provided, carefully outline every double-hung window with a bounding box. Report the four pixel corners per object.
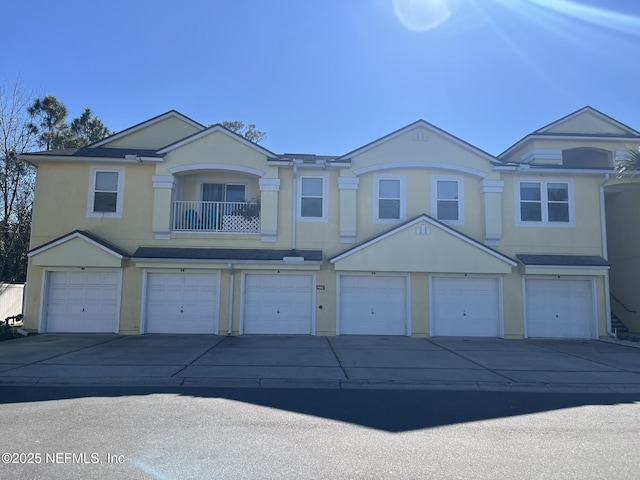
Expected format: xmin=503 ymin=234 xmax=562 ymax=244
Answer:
xmin=432 ymin=176 xmax=463 ymax=225
xmin=298 ymin=176 xmax=327 ymax=222
xmin=374 ymin=176 xmax=404 ymax=223
xmin=517 ymin=180 xmax=574 ymax=226
xmin=87 ymin=167 xmax=124 ymax=218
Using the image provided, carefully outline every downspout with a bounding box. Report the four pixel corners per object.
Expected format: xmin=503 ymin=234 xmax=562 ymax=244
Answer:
xmin=292 ymin=163 xmax=298 ymax=250
xmin=600 ymin=174 xmax=616 ymax=338
xmin=227 ymin=263 xmax=234 ymax=335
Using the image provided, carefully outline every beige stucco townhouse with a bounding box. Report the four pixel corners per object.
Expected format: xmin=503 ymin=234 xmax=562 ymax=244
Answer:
xmin=18 ymin=106 xmax=640 ymax=338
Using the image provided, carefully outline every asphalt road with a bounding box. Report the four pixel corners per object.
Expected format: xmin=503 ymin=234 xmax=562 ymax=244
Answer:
xmin=1 ymin=386 xmax=638 ymax=479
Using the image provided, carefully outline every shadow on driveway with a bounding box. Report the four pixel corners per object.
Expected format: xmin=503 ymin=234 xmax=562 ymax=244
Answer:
xmin=1 ymin=385 xmax=639 ymax=434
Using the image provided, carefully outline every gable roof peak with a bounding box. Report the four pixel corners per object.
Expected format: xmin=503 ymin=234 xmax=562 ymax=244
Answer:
xmin=534 ymin=105 xmax=640 ymax=136
xmin=156 ymin=123 xmax=277 ymax=157
xmin=89 ymin=110 xmax=206 ymax=148
xmin=338 ymin=118 xmax=499 ymax=164
xmin=498 ymin=106 xmax=640 ymax=159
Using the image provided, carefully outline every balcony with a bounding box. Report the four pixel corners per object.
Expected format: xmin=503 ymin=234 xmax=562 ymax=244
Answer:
xmin=172 ymin=200 xmax=260 ymax=233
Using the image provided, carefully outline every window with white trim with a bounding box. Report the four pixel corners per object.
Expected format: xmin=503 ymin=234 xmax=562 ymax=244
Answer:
xmin=516 ymin=180 xmax=574 ymax=226
xmin=374 ymin=176 xmax=405 ymax=223
xmin=87 ymin=167 xmax=124 ymax=217
xmin=432 ymin=176 xmax=463 ymax=225
xmin=298 ymin=176 xmax=327 ymax=221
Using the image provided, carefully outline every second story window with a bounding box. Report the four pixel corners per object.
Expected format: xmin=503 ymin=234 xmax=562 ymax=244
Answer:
xmin=299 ymin=176 xmax=327 ymax=222
xmin=374 ymin=176 xmax=405 ymax=223
xmin=517 ymin=180 xmax=574 ymax=226
xmin=432 ymin=176 xmax=463 ymax=225
xmin=87 ymin=167 xmax=124 ymax=218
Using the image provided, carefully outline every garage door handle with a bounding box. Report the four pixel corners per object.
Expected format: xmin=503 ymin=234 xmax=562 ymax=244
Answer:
xmin=82 ymin=306 xmax=85 ymax=312
xmin=555 ymin=313 xmax=559 ymax=318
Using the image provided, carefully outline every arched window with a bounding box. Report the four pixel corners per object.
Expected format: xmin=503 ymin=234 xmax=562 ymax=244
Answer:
xmin=562 ymin=148 xmax=612 ymax=168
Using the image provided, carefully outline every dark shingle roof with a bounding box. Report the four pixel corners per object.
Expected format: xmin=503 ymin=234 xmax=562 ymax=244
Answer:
xmin=516 ymin=254 xmax=610 ymax=267
xmin=133 ymin=247 xmax=322 ymax=262
xmin=25 ymin=147 xmax=163 ymax=159
xmin=28 ymin=230 xmax=130 ymax=257
xmin=534 ymin=132 xmax=640 ymax=139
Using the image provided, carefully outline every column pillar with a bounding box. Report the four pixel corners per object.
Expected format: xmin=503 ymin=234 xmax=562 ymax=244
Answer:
xmin=481 ymin=179 xmax=504 ymax=246
xmin=152 ymin=175 xmax=178 ymax=240
xmin=259 ymin=178 xmax=280 ymax=242
xmin=338 ymin=176 xmax=359 ymax=244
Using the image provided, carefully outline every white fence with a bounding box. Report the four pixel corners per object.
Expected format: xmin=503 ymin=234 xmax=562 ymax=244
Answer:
xmin=0 ymin=283 xmax=24 ymax=321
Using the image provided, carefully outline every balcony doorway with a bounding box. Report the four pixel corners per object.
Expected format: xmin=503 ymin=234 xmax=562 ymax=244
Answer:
xmin=202 ymin=183 xmax=246 ymax=203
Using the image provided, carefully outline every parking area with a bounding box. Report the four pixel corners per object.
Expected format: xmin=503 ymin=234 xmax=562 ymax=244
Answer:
xmin=0 ymin=334 xmax=639 ymax=392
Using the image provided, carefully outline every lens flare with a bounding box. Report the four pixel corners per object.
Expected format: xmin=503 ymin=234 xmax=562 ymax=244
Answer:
xmin=392 ymin=0 xmax=453 ymax=32
xmin=493 ymin=0 xmax=640 ymax=37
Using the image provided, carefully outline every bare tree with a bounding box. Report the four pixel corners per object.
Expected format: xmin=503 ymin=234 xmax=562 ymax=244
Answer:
xmin=0 ymin=78 xmax=37 ymax=282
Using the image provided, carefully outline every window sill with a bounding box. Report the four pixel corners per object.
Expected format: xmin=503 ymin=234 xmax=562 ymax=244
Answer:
xmin=297 ymin=217 xmax=328 ymax=223
xmin=374 ymin=217 xmax=404 ymax=225
xmin=435 ymin=218 xmax=464 ymax=226
xmin=86 ymin=212 xmax=122 ymax=219
xmin=516 ymin=221 xmax=575 ymax=228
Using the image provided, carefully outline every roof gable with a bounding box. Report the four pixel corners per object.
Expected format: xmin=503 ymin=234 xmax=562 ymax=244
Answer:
xmin=157 ymin=124 xmax=277 ymax=157
xmin=28 ymin=231 xmax=129 ymax=268
xmin=499 ymin=107 xmax=640 ymax=160
xmin=91 ymin=111 xmax=205 ymax=149
xmin=339 ymin=120 xmax=500 ymax=166
xmin=330 ymin=215 xmax=516 ymax=273
xmin=536 ymin=106 xmax=640 ymax=136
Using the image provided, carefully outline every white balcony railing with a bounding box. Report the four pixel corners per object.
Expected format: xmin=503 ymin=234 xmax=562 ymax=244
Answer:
xmin=172 ymin=201 xmax=260 ymax=233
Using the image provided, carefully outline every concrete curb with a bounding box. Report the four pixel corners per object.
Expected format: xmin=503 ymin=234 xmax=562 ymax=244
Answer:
xmin=1 ymin=376 xmax=639 ymax=393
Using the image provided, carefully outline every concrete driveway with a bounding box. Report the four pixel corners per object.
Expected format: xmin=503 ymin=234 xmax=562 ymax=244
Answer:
xmin=0 ymin=334 xmax=639 ymax=392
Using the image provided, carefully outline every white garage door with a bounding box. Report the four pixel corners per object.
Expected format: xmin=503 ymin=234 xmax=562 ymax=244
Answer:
xmin=339 ymin=275 xmax=408 ymax=335
xmin=145 ymin=272 xmax=219 ymax=334
xmin=243 ymin=273 xmax=313 ymax=334
xmin=45 ymin=270 xmax=120 ymax=333
xmin=525 ymin=278 xmax=594 ymax=339
xmin=432 ymin=276 xmax=500 ymax=337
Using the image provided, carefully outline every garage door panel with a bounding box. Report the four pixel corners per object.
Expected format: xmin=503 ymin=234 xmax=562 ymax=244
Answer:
xmin=243 ymin=273 xmax=313 ymax=334
xmin=85 ymin=286 xmax=113 ymax=301
xmin=340 ymin=275 xmax=407 ymax=335
xmin=432 ymin=277 xmax=500 ymax=337
xmin=85 ymin=271 xmax=109 ymax=284
xmin=45 ymin=271 xmax=120 ymax=333
xmin=183 ymin=288 xmax=209 ymax=303
xmin=48 ymin=287 xmax=70 ymax=303
xmin=145 ymin=272 xmax=219 ymax=334
xmin=526 ymin=279 xmax=593 ymax=339
xmin=65 ymin=286 xmax=88 ymax=301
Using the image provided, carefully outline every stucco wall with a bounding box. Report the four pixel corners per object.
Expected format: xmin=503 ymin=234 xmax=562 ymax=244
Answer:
xmin=105 ymin=116 xmax=201 ymax=149
xmin=605 ymin=183 xmax=640 ymax=333
xmin=31 ymin=162 xmax=156 ymax=253
xmin=499 ymin=173 xmax=605 ymax=258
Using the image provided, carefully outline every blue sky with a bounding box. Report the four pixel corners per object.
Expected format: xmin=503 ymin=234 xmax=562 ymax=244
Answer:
xmin=3 ymin=0 xmax=640 ymax=156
